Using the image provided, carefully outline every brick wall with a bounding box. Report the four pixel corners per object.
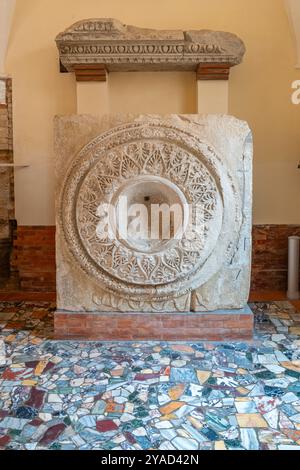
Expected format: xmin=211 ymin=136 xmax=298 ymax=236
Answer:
xmin=8 ymin=224 xmax=300 ymax=293
xmin=11 ymin=226 xmax=56 ymax=292
xmin=251 ymin=225 xmax=300 ymax=291
xmin=0 ymin=78 xmax=14 ymax=282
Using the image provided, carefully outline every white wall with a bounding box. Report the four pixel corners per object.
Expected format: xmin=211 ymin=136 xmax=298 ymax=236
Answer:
xmin=0 ymin=0 xmax=16 ymax=75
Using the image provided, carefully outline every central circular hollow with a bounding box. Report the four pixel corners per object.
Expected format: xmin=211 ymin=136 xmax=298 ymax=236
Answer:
xmin=111 ymin=175 xmax=189 ymax=254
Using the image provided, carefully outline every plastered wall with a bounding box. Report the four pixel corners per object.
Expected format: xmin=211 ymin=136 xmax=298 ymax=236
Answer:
xmin=4 ymin=0 xmax=300 ymax=225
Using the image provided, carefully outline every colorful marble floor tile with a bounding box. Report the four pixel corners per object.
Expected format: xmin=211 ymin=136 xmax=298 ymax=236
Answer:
xmin=0 ymin=300 xmax=300 ymax=450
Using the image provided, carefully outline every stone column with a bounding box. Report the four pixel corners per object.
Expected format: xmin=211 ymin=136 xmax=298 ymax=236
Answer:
xmin=196 ymin=64 xmax=230 ymax=114
xmin=74 ymin=65 xmax=109 ymax=115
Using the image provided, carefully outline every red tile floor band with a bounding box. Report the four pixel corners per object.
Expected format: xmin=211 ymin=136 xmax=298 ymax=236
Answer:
xmin=54 ymin=307 xmax=253 ymax=341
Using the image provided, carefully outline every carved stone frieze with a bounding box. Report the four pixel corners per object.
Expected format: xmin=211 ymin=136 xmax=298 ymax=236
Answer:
xmin=56 ymin=18 xmax=246 ymax=73
xmin=55 ymin=114 xmax=252 ymax=313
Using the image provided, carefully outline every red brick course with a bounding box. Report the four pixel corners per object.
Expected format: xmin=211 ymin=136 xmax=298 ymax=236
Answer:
xmin=11 ymin=226 xmax=56 ymax=292
xmin=9 ymin=224 xmax=300 ymax=294
xmin=54 ymin=311 xmax=253 ymax=341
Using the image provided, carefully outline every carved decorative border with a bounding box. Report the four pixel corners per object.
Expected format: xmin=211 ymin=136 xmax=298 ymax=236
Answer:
xmin=56 ymin=18 xmax=246 ymax=76
xmin=58 ymin=120 xmax=242 ymax=302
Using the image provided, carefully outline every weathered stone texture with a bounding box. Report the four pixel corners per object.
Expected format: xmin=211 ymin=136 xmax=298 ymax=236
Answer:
xmin=55 ymin=114 xmax=252 ymax=313
xmin=56 ymin=18 xmax=245 ymax=73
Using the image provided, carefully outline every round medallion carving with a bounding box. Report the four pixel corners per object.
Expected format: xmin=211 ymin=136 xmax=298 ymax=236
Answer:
xmin=59 ymin=121 xmax=242 ymax=301
xmin=111 ymin=175 xmax=189 ymax=254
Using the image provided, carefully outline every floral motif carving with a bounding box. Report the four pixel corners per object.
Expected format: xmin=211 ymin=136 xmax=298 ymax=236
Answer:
xmin=58 ymin=120 xmax=242 ymax=304
xmin=76 ymin=140 xmax=218 ymax=285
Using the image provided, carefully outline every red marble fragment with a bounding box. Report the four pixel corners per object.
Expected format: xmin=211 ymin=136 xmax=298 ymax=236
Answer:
xmin=25 ymin=361 xmax=39 ymax=368
xmin=134 ymin=373 xmax=161 ymax=381
xmin=124 ymin=431 xmax=136 ymax=444
xmin=2 ymin=369 xmax=19 ymax=380
xmin=0 ymin=435 xmax=11 ymax=447
xmin=0 ymin=410 xmax=9 ymax=419
xmin=39 ymin=423 xmax=66 ymax=445
xmin=96 ymin=420 xmax=118 ymax=432
xmin=29 ymin=418 xmax=43 ymax=427
xmin=25 ymin=388 xmax=46 ymax=409
xmin=43 ymin=362 xmax=55 ymax=373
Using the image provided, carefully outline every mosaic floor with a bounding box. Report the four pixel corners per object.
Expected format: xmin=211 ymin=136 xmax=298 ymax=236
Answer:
xmin=0 ymin=301 xmax=300 ymax=450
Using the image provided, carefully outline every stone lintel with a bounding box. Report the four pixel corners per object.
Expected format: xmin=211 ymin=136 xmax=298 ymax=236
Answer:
xmin=56 ymin=18 xmax=246 ymax=75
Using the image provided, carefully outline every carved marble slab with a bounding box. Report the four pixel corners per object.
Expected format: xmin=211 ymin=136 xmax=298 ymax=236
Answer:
xmin=56 ymin=18 xmax=246 ymax=72
xmin=55 ymin=114 xmax=252 ymax=313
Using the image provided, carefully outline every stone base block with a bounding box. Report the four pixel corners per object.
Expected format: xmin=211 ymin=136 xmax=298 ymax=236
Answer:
xmin=54 ymin=306 xmax=253 ymax=341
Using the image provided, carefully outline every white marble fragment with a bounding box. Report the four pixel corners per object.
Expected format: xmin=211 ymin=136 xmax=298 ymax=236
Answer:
xmin=172 ymin=437 xmax=198 ymax=450
xmin=241 ymin=428 xmax=259 ymax=450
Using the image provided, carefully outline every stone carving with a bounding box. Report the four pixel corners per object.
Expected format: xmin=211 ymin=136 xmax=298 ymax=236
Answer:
xmin=75 ymin=140 xmax=219 ymax=287
xmin=56 ymin=18 xmax=246 ymax=72
xmin=55 ymin=114 xmax=252 ymax=313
